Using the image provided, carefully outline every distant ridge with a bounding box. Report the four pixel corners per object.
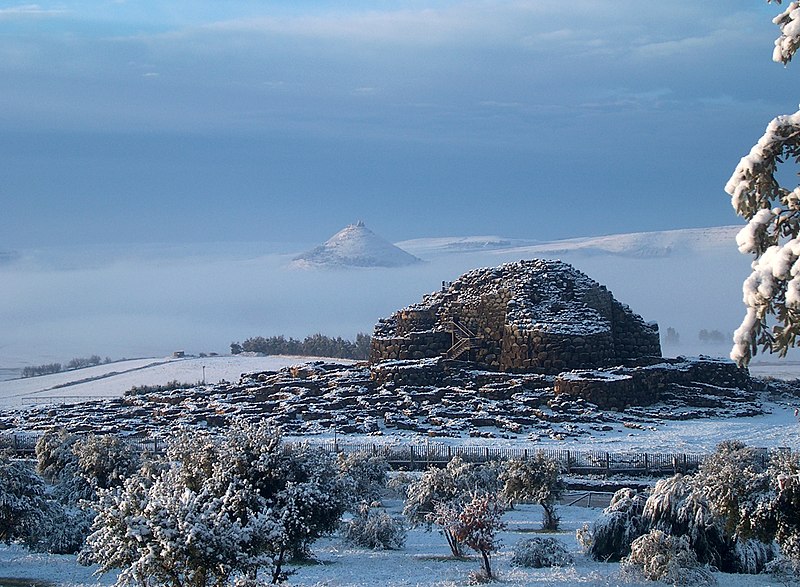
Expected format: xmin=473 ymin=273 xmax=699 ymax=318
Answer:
xmin=397 ymin=226 xmax=741 ymax=259
xmin=290 ymin=222 xmax=423 ymax=269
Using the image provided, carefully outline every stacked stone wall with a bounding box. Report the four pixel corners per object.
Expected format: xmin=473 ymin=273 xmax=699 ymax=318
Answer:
xmin=554 ymin=358 xmax=749 ymax=409
xmin=396 ymin=308 xmax=439 ymax=336
xmin=610 ymin=302 xmax=662 ymax=360
xmin=369 ymin=331 xmax=451 ymax=363
xmin=371 ymin=359 xmax=446 ymax=386
xmin=554 ymin=372 xmax=636 ymax=410
xmin=500 ymin=328 xmax=616 ymax=374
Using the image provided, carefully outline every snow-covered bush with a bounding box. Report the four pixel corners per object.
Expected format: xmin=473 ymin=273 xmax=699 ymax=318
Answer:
xmin=0 ymin=455 xmax=47 ymax=548
xmin=337 ymin=451 xmax=389 ymax=506
xmin=34 ymin=500 xmax=92 ymax=555
xmin=586 ymin=487 xmax=647 ymax=562
xmin=448 ymin=492 xmax=506 ymax=580
xmin=80 ymin=422 xmax=350 ymax=586
xmin=403 ymin=456 xmax=500 ymax=557
xmin=341 ymin=502 xmax=406 ymax=550
xmin=500 ymin=454 xmax=564 ymax=530
xmin=35 ymin=429 xmax=141 ymax=505
xmin=386 ymin=471 xmax=414 ymax=500
xmin=621 ymin=529 xmax=716 ymax=586
xmin=766 ymin=556 xmax=800 ymax=586
xmin=757 ymin=449 xmax=800 ymax=565
xmin=72 ymin=434 xmax=141 ymax=494
xmin=724 ymin=1 xmax=800 ymax=364
xmin=0 ymin=450 xmax=93 ymax=554
xmin=511 ymin=537 xmax=573 ymax=568
xmin=692 ymin=441 xmax=771 ymax=541
xmin=35 ymin=429 xmax=84 ymax=500
xmin=642 ymin=474 xmax=729 ymax=570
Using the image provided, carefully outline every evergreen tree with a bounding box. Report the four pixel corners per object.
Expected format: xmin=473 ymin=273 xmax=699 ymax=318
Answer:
xmin=726 ymin=1 xmax=800 ymax=364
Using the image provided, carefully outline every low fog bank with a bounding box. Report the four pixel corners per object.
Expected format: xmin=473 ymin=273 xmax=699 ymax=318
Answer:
xmin=0 ymin=239 xmax=757 ymax=368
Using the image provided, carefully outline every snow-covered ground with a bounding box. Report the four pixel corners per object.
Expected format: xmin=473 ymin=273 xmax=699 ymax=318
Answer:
xmin=0 ymin=355 xmax=332 ymax=410
xmin=0 ymin=502 xmax=781 ymax=587
xmin=2 ymin=354 xmax=800 ymax=453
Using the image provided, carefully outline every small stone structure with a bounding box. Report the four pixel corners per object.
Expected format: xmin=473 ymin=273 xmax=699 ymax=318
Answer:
xmin=554 ymin=357 xmax=750 ymax=410
xmin=370 ymin=259 xmax=661 ymax=375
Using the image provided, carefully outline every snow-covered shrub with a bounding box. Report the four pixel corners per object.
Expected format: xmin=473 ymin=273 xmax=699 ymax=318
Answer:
xmin=35 ymin=429 xmax=83 ymax=500
xmin=34 ymin=501 xmax=92 ymax=555
xmin=733 ymin=538 xmax=777 ymax=575
xmin=80 ymin=422 xmax=350 ymax=586
xmin=386 ymin=471 xmax=414 ymax=500
xmin=337 ymin=451 xmax=389 ymax=506
xmin=642 ymin=474 xmax=730 ymax=570
xmin=449 ymin=492 xmax=506 ymax=580
xmin=36 ymin=429 xmax=141 ymax=505
xmin=692 ymin=441 xmax=771 ymax=541
xmin=621 ymin=529 xmax=716 ymax=587
xmin=511 ymin=537 xmax=573 ymax=568
xmin=500 ymin=454 xmax=564 ymax=530
xmin=587 ymin=487 xmax=647 ymax=562
xmin=641 ymin=465 xmax=775 ymax=574
xmin=342 ymin=502 xmax=406 ymax=550
xmin=403 ymin=456 xmax=501 ymax=557
xmin=0 ymin=455 xmax=47 ymax=548
xmin=766 ymin=556 xmax=800 ymax=586
xmin=72 ymin=434 xmax=141 ymax=494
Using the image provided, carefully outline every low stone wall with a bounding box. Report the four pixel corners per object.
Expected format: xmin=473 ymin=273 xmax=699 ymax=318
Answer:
xmin=369 ymin=331 xmax=451 ymax=363
xmin=554 ymin=358 xmax=750 ymax=409
xmin=396 ymin=308 xmax=439 ymax=336
xmin=554 ymin=371 xmax=637 ymax=410
xmin=370 ymin=358 xmax=447 ymax=386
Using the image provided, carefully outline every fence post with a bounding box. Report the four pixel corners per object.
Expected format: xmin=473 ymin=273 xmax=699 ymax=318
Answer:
xmin=605 ymin=452 xmax=610 ymax=476
xmin=644 ymin=453 xmax=649 ymax=471
xmin=447 ymin=446 xmax=451 ymax=460
xmin=524 ymin=448 xmax=528 ymax=460
xmin=410 ymin=446 xmax=415 ymax=470
xmin=485 ymin=447 xmax=490 ymax=462
xmin=566 ymin=450 xmax=571 ymax=474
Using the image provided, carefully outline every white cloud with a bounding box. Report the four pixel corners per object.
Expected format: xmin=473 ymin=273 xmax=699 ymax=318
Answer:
xmin=0 ymin=4 xmax=67 ymax=18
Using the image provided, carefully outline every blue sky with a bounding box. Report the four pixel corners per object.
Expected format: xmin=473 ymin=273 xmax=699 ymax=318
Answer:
xmin=0 ymin=0 xmax=792 ymax=247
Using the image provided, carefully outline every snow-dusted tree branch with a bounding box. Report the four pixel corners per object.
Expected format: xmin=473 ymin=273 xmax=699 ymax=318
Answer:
xmin=725 ymin=1 xmax=800 ymax=365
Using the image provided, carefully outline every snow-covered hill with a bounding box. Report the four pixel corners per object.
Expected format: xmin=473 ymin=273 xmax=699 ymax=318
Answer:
xmin=291 ymin=222 xmax=422 ymax=269
xmin=398 ymin=226 xmax=739 ymax=259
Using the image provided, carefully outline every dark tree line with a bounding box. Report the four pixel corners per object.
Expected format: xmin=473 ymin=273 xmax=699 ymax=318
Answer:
xmin=21 ymin=355 xmax=109 ymax=378
xmin=230 ymin=333 xmax=371 ymax=360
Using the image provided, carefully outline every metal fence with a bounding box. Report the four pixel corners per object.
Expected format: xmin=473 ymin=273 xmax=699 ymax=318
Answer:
xmin=0 ymin=432 xmax=768 ymax=476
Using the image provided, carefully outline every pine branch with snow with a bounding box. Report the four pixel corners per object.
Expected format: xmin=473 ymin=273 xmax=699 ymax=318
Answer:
xmin=725 ymin=1 xmax=800 ymax=364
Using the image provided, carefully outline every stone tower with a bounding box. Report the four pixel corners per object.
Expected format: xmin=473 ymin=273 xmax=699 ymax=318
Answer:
xmin=369 ymin=259 xmax=661 ymax=374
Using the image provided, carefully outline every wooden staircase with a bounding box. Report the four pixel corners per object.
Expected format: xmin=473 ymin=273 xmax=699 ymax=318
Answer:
xmin=444 ymin=321 xmax=481 ymax=360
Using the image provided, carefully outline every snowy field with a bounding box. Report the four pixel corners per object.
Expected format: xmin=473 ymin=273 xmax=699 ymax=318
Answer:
xmin=0 ymin=355 xmax=335 ymax=410
xmin=0 ymin=502 xmax=783 ymax=587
